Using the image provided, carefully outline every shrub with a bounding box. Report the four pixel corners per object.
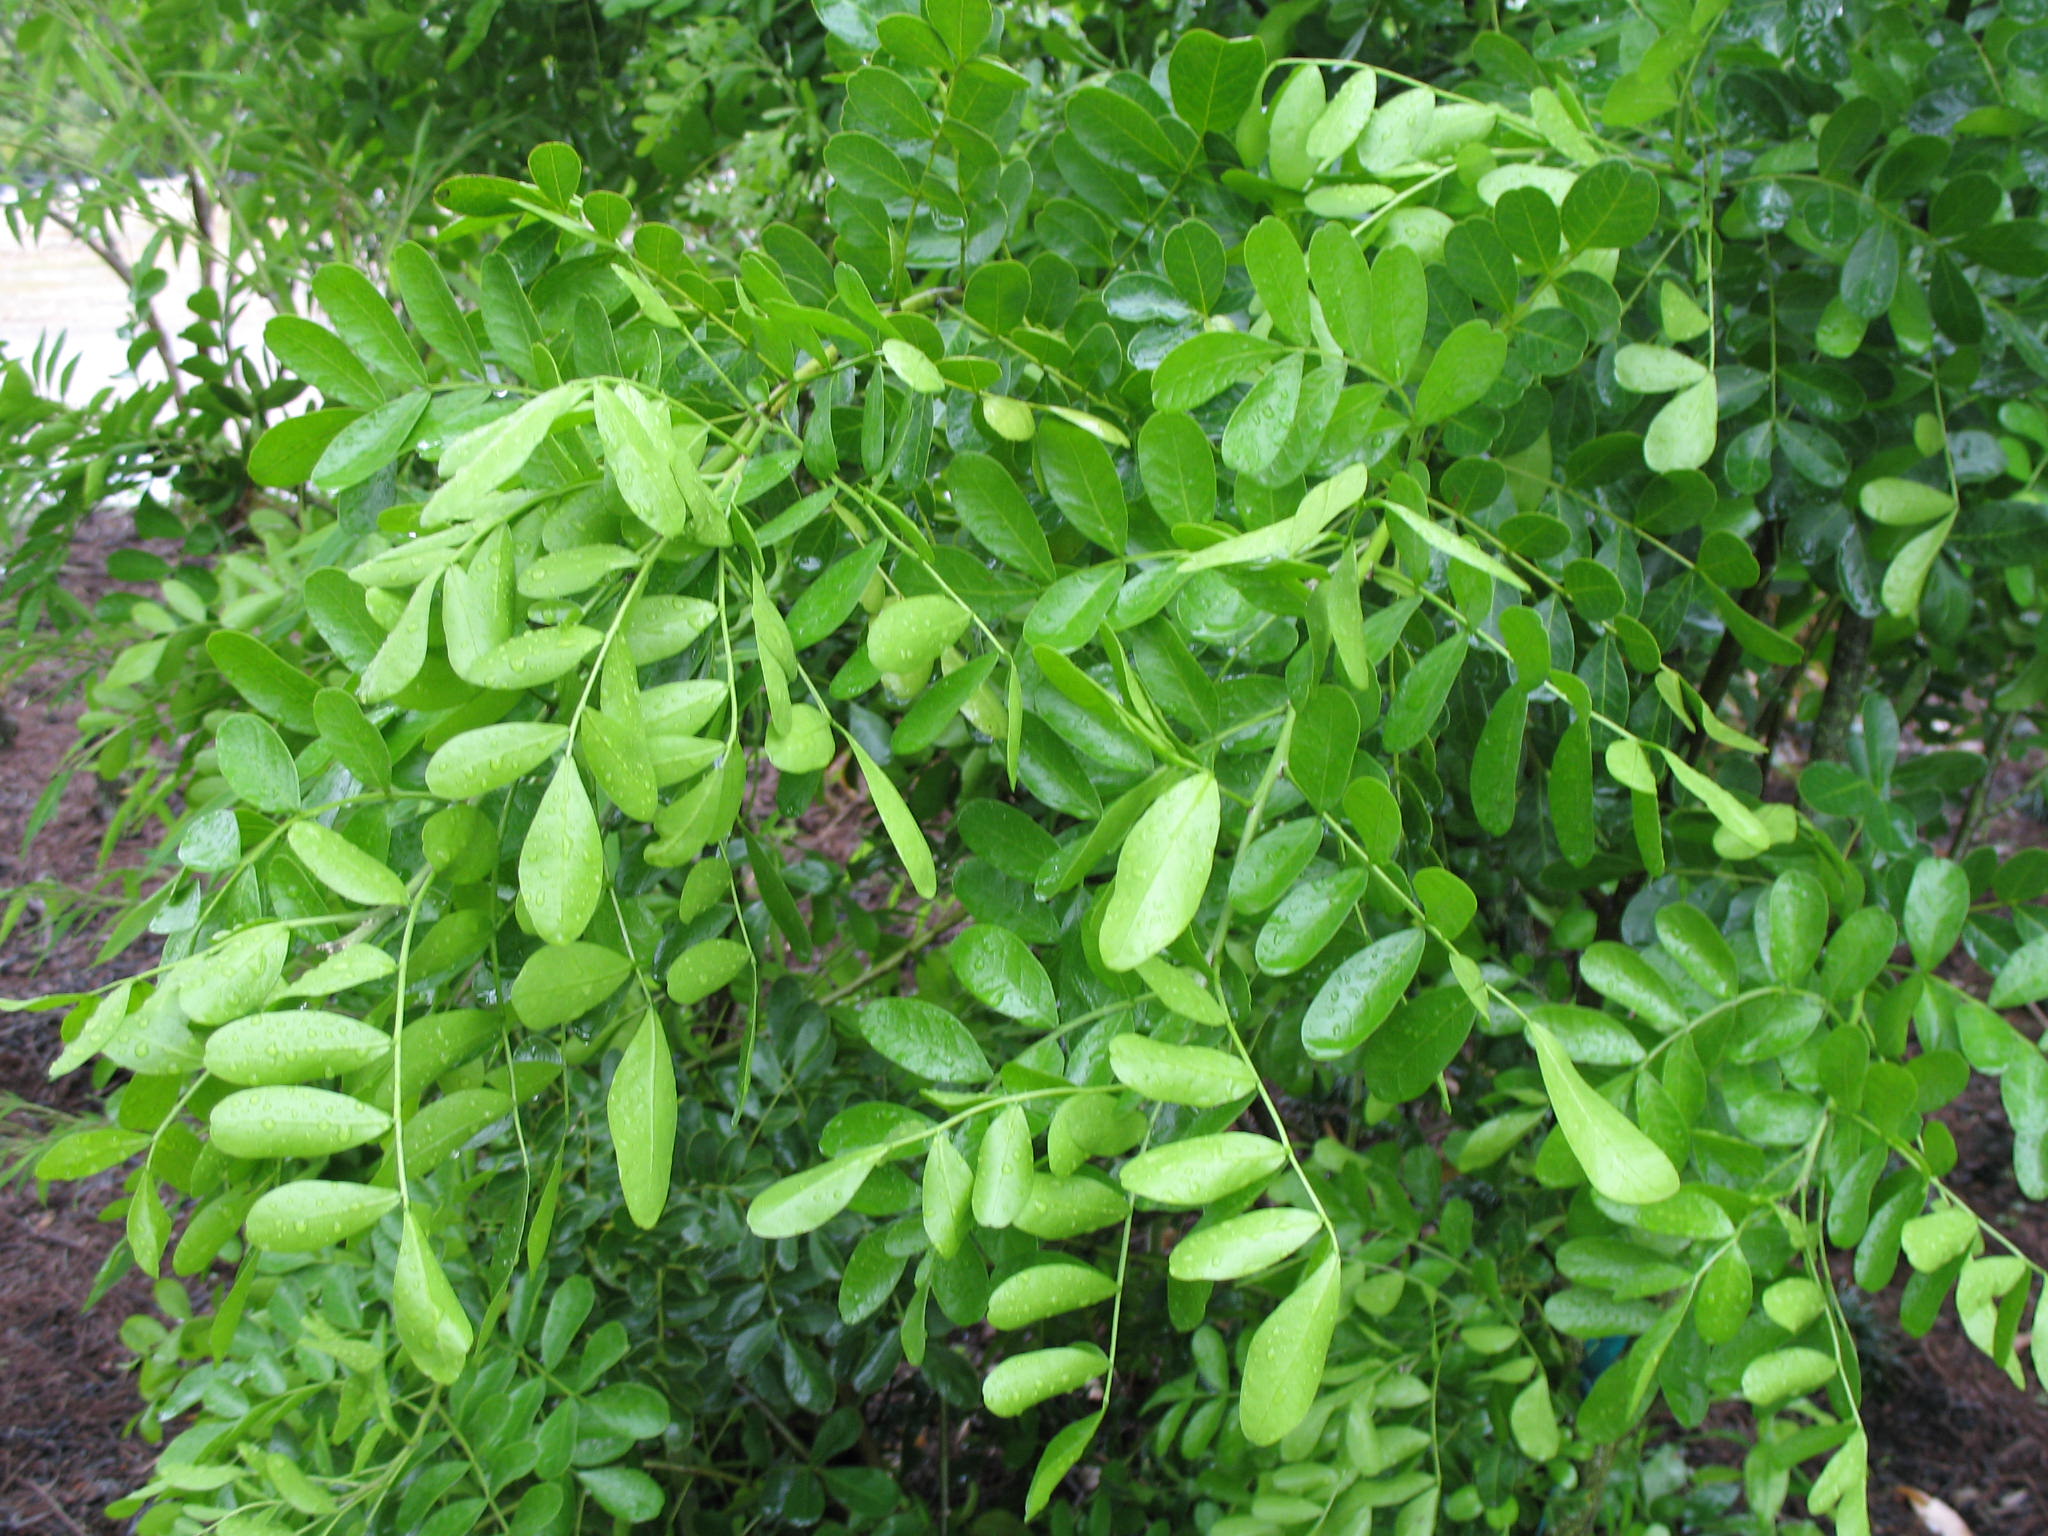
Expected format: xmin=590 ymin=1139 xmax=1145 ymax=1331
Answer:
xmin=15 ymin=1 xmax=2048 ymax=1533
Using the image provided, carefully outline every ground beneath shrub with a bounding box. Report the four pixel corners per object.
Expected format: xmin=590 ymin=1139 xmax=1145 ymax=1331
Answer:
xmin=1857 ymin=1062 xmax=2048 ymax=1536
xmin=1 ymin=512 xmax=165 ymax=1534
xmin=3 ymin=514 xmax=2047 ymax=1534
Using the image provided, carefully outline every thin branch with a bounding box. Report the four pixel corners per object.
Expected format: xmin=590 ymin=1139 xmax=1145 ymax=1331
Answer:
xmin=41 ymin=207 xmax=187 ymax=406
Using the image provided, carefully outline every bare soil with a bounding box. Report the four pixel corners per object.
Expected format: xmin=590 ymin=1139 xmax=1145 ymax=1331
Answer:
xmin=1 ymin=512 xmax=168 ymax=1535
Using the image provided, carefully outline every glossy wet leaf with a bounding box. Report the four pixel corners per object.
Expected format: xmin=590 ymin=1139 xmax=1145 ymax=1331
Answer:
xmin=1098 ymin=773 xmax=1220 ymax=972
xmin=520 ymin=758 xmax=603 ymax=945
xmin=861 ymin=998 xmax=990 ymax=1082
xmin=1168 ymin=1208 xmax=1323 ymax=1281
xmin=1526 ymin=1021 xmax=1679 ymax=1204
xmin=609 ymin=1011 xmax=677 ymax=1228
xmin=286 ymin=822 xmax=408 ymax=908
xmin=1108 ymin=1033 xmax=1256 ymax=1106
xmin=1119 ymin=1132 xmax=1287 ymax=1206
xmin=1300 ymin=929 xmax=1426 ymax=1060
xmin=1239 ymin=1253 xmax=1340 ymax=1446
xmin=394 ymin=1212 xmax=474 ymax=1384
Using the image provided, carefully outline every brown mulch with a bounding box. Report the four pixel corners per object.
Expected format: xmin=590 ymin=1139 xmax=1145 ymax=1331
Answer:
xmin=2 ymin=509 xmax=171 ymax=1535
xmin=1857 ymin=1063 xmax=2048 ymax=1536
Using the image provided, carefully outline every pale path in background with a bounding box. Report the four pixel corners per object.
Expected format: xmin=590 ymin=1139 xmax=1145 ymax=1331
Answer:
xmin=0 ymin=185 xmax=273 ymax=404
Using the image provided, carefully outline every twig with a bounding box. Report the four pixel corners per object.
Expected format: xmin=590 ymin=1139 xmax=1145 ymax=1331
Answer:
xmin=41 ymin=208 xmax=187 ymax=407
xmin=25 ymin=1479 xmax=93 ymax=1536
xmin=1948 ymin=709 xmax=2016 ymax=858
xmin=1810 ymin=608 xmax=1873 ymax=765
xmin=186 ymin=168 xmax=217 ymax=369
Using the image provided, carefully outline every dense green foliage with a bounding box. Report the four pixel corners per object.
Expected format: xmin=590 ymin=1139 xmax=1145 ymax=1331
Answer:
xmin=11 ymin=0 xmax=2048 ymax=1533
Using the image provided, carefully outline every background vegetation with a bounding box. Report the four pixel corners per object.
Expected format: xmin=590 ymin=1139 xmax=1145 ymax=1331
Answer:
xmin=4 ymin=0 xmax=2048 ymax=1533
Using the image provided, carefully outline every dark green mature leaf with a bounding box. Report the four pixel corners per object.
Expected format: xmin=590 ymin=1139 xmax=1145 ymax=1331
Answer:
xmin=948 ymin=453 xmax=1055 ymax=581
xmin=1384 ymin=635 xmax=1467 ymax=752
xmin=1561 ymin=160 xmax=1659 ymax=249
xmin=1067 ymin=87 xmax=1187 ymax=181
xmin=1168 ymin=30 xmax=1265 ymax=136
xmin=312 ymin=263 xmax=427 ymax=386
xmin=1036 ymin=419 xmax=1128 ymax=553
xmin=861 ymin=999 xmax=990 ymax=1082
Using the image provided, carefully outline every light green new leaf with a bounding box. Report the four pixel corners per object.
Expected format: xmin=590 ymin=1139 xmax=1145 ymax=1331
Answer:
xmin=219 ymin=713 xmax=300 ymax=813
xmin=245 ymin=1180 xmax=400 ymax=1252
xmin=983 ymin=1345 xmax=1110 ymax=1417
xmin=881 ymin=338 xmax=946 ymax=395
xmin=1858 ymin=476 xmax=1954 ymax=526
xmin=1300 ymin=929 xmax=1425 ymax=1059
xmin=1612 ymin=344 xmax=1706 ymax=394
xmin=1991 ymin=936 xmax=2048 ymax=1009
xmin=312 ymin=263 xmax=426 ymax=386
xmin=1306 ymin=67 xmax=1377 ymax=165
xmin=1244 ymin=217 xmax=1313 ymax=346
xmin=1026 ymin=1411 xmax=1103 ymax=1521
xmin=1240 ymin=1253 xmax=1341 ymax=1445
xmin=1386 ymin=501 xmax=1529 ymax=591
xmin=286 ymin=822 xmax=408 ymax=908
xmin=1108 ymin=1032 xmax=1256 ymax=1106
xmin=312 ymin=390 xmax=429 ymax=492
xmin=390 ymin=240 xmax=484 ymax=374
xmin=1135 ymin=957 xmax=1230 ymax=1026
xmin=510 ymin=942 xmax=632 ymax=1027
xmin=1098 ymin=772 xmax=1220 ymax=970
xmin=1511 ymin=1374 xmax=1561 ymax=1461
xmin=849 ymin=738 xmax=938 ymax=898
xmin=1765 ymin=869 xmax=1829 ymax=984
xmin=359 ymin=570 xmax=437 ymax=703
xmin=520 ymin=758 xmax=603 ymax=945
xmin=1643 ymin=375 xmax=1717 ymax=473
xmin=209 ymin=1086 xmax=391 ymax=1160
xmin=987 ymin=1260 xmax=1119 ymax=1329
xmin=1905 ymin=856 xmax=1971 ymax=970
xmin=1526 ymin=1021 xmax=1679 ymax=1204
xmin=1881 ymin=513 xmax=1954 ymax=620
xmin=313 ymin=689 xmax=391 ymax=791
xmin=861 ymin=998 xmax=990 ymax=1082
xmin=204 ymin=1012 xmax=388 ymax=1085
xmin=426 ymin=722 xmax=569 ymax=799
xmin=1167 ymin=29 xmax=1265 ymax=136
xmin=1119 ymin=1132 xmax=1286 ymax=1206
xmin=749 ymin=1148 xmax=886 ymax=1238
xmin=1168 ymin=1207 xmax=1323 ymax=1281
xmin=922 ymin=1134 xmax=974 ymax=1258
xmin=1739 ymin=1346 xmax=1835 ymax=1406
xmin=609 ymin=1011 xmax=677 ymax=1229
xmin=1265 ymin=64 xmax=1326 ymax=189
xmin=394 ymin=1213 xmax=475 ymax=1385
xmin=1414 ymin=320 xmax=1506 ymax=426
xmin=973 ymin=1104 xmax=1034 ymax=1228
